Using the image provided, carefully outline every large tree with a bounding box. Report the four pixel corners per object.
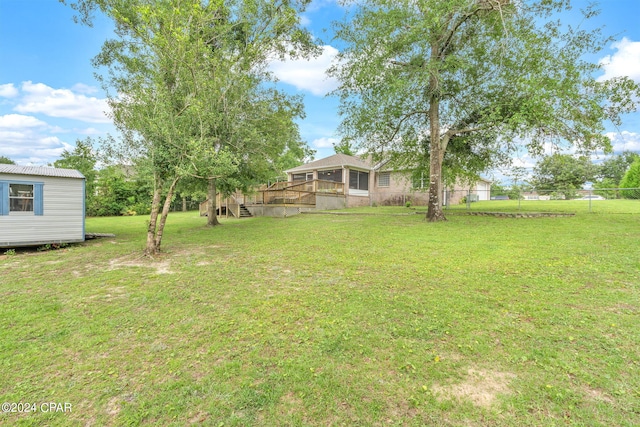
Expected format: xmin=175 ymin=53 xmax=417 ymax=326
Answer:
xmin=596 ymin=151 xmax=640 ymax=186
xmin=331 ymin=0 xmax=640 ymax=221
xmin=0 ymin=156 xmax=15 ymax=164
xmin=530 ymin=153 xmax=596 ymax=198
xmin=63 ymin=0 xmax=315 ymax=254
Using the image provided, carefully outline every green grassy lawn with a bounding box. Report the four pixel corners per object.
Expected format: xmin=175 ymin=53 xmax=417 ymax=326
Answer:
xmin=1 ymin=206 xmax=639 ymax=426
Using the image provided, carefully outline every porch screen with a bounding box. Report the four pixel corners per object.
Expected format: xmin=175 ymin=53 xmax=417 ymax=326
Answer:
xmin=349 ymin=170 xmax=369 ymax=190
xmin=318 ymin=169 xmax=342 ymax=182
xmin=292 ymin=173 xmax=307 ymax=182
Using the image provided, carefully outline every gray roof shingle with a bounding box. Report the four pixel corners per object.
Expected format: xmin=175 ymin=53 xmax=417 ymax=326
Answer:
xmin=285 ymin=153 xmax=373 ymax=173
xmin=0 ymin=164 xmax=85 ymax=179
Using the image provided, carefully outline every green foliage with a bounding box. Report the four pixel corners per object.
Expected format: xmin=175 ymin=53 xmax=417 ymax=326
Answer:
xmin=88 ymin=165 xmax=153 ymax=216
xmin=53 ymin=138 xmax=99 ymax=208
xmin=619 ymin=158 xmax=640 ymax=199
xmin=333 ymin=140 xmax=355 ymax=156
xmin=491 ymin=182 xmax=528 ymax=200
xmin=62 ymin=0 xmax=317 ymax=252
xmin=3 ymin=249 xmax=16 ymax=256
xmin=531 ymin=154 xmax=597 ymax=198
xmin=593 ymin=179 xmax=620 ymax=199
xmin=597 ymin=151 xmax=640 ymax=185
xmin=0 ymin=155 xmax=16 ymax=164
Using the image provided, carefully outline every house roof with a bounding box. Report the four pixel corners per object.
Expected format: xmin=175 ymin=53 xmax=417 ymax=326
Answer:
xmin=286 ymin=153 xmax=373 ymax=174
xmin=0 ymin=164 xmax=85 ymax=179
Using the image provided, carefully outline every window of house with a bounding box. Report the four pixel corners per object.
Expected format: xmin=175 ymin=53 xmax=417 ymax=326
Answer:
xmin=378 ymin=172 xmax=390 ymax=187
xmin=349 ymin=170 xmax=369 ymax=190
xmin=0 ymin=181 xmax=44 ymax=216
xmin=292 ymin=173 xmax=307 ymax=182
xmin=318 ymin=169 xmax=342 ymax=182
xmin=9 ymin=183 xmax=34 ymax=212
xmin=412 ymin=173 xmax=427 ymax=190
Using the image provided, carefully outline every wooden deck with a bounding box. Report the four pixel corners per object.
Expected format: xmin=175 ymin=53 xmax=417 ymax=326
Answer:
xmin=260 ymin=180 xmax=343 ymax=206
xmin=199 ymin=180 xmax=345 ymax=217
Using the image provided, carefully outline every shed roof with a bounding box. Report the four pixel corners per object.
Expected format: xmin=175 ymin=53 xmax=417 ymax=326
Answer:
xmin=0 ymin=164 xmax=85 ymax=179
xmin=286 ymin=153 xmax=373 ymax=174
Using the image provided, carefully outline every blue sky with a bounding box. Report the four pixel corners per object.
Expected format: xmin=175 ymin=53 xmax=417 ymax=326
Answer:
xmin=1 ymin=0 xmax=639 ymax=178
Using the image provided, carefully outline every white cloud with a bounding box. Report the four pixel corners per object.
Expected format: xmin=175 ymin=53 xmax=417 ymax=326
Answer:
xmin=605 ymin=130 xmax=640 ymax=153
xmin=299 ymin=15 xmax=312 ymax=27
xmin=0 ymin=83 xmax=19 ymax=98
xmin=78 ymin=127 xmax=103 ymax=135
xmin=71 ymin=83 xmax=101 ymax=95
xmin=311 ymin=136 xmax=339 ymax=148
xmin=0 ymin=114 xmax=48 ymax=129
xmin=0 ymin=133 xmax=73 ymax=166
xmin=598 ymin=37 xmax=640 ymax=82
xmin=14 ymin=81 xmax=110 ymax=123
xmin=269 ymin=45 xmax=340 ymax=96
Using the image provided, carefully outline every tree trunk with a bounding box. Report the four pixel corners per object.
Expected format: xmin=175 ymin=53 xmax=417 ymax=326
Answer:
xmin=426 ymin=43 xmax=447 ymax=222
xmin=207 ymin=178 xmax=220 ymax=226
xmin=154 ymin=177 xmax=180 ymax=252
xmin=182 ymin=196 xmax=187 ymax=212
xmin=145 ymin=179 xmax=163 ymax=255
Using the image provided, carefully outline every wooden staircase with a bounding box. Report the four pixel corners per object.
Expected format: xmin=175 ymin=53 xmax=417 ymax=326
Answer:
xmin=198 ymin=197 xmax=253 ymax=218
xmin=237 ymin=204 xmax=253 ymax=218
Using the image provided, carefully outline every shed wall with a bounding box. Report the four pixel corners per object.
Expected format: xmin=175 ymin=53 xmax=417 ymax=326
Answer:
xmin=0 ymin=174 xmax=85 ymax=247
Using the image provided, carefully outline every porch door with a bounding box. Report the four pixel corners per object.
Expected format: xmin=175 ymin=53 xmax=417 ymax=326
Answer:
xmin=306 ymin=173 xmax=314 ymax=191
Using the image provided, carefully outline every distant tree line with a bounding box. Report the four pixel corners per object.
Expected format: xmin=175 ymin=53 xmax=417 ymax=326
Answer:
xmin=47 ymin=135 xmax=309 ymax=217
xmin=491 ymin=152 xmax=640 ymax=199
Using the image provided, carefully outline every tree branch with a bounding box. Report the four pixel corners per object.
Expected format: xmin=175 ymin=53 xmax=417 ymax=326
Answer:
xmin=386 ymin=110 xmax=430 ymax=143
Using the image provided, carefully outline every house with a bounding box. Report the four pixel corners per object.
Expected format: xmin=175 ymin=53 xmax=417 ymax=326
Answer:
xmin=0 ymin=165 xmax=85 ymax=248
xmin=200 ymin=153 xmax=491 ymax=217
xmin=282 ymin=153 xmax=491 ymax=208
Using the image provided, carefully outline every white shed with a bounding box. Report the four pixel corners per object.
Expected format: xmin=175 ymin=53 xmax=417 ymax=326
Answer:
xmin=0 ymin=165 xmax=85 ymax=248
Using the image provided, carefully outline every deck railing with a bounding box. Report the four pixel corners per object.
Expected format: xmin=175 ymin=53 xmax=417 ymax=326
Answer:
xmin=258 ymin=179 xmax=343 ymax=205
xmin=200 ymin=180 xmax=344 ymax=212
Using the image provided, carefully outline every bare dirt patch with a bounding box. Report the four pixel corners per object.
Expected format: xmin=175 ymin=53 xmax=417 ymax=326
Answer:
xmin=105 ymin=397 xmax=121 ymax=417
xmin=277 ymin=392 xmax=304 ymax=416
xmin=432 ymin=368 xmax=516 ymax=408
xmin=108 ymin=256 xmax=174 ymax=275
xmin=583 ymin=385 xmax=614 ymax=403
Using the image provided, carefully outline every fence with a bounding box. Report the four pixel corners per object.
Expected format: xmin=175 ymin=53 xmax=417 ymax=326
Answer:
xmin=443 ymin=187 xmax=640 ymax=214
xmin=365 ymin=188 xmax=640 ymax=214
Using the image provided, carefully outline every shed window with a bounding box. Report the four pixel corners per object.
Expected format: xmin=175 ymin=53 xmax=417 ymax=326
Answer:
xmin=0 ymin=181 xmax=43 ymax=216
xmin=10 ymin=184 xmax=34 ymax=212
xmin=349 ymin=170 xmax=369 ymax=190
xmin=378 ymin=172 xmax=390 ymax=187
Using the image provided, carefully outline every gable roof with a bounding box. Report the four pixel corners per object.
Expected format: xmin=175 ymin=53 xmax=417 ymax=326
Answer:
xmin=285 ymin=153 xmax=373 ymax=174
xmin=0 ymin=164 xmax=85 ymax=179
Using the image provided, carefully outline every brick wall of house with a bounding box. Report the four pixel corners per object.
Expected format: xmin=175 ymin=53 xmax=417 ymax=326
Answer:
xmin=346 ymin=195 xmax=370 ymax=207
xmin=372 ymin=172 xmax=430 ymax=206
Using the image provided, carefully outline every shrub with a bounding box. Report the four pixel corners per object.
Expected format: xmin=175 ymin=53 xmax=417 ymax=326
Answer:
xmin=620 ymin=158 xmax=640 ymax=199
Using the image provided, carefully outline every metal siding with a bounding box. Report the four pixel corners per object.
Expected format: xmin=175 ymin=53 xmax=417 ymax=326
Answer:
xmin=0 ymin=174 xmax=84 ymax=245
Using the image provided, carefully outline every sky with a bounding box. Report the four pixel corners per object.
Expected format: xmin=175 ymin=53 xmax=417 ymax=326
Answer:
xmin=1 ymin=0 xmax=639 ymax=181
